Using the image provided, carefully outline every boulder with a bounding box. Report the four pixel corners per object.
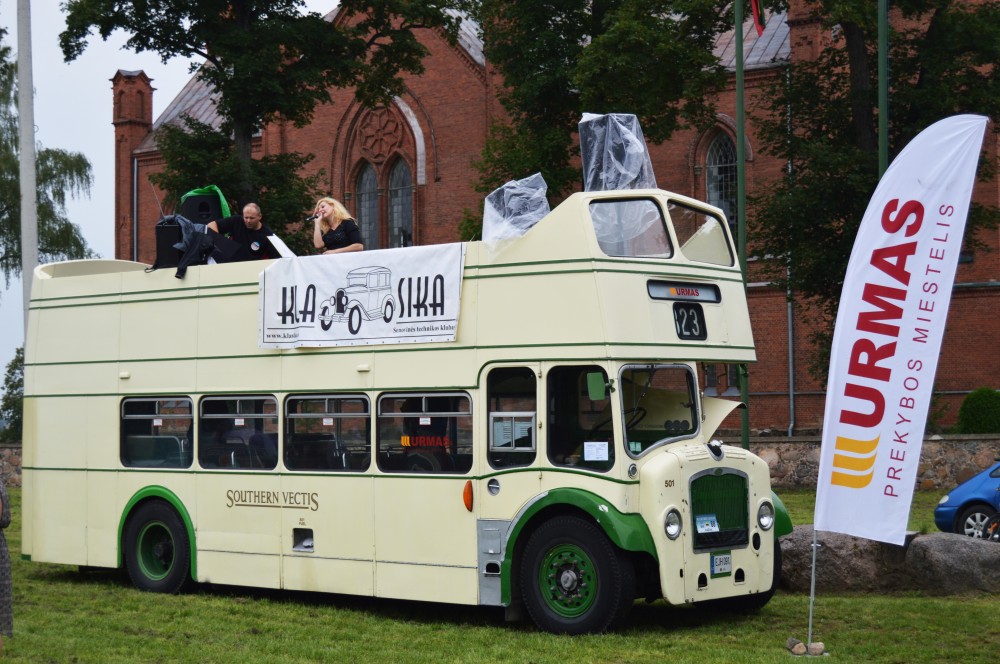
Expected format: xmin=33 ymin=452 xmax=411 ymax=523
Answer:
xmin=778 ymin=526 xmax=1000 ymax=594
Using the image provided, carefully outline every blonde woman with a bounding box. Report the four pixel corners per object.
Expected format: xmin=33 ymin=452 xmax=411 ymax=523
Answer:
xmin=312 ymin=197 xmax=364 ymax=254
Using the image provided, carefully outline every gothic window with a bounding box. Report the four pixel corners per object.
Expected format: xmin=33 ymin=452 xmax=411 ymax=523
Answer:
xmin=705 ymin=133 xmax=738 ymax=236
xmin=356 ymin=163 xmax=379 ymax=248
xmin=388 ymin=160 xmax=413 ymax=247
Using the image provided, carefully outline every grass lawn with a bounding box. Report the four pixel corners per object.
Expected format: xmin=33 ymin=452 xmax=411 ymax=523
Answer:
xmin=5 ymin=487 xmax=996 ymax=663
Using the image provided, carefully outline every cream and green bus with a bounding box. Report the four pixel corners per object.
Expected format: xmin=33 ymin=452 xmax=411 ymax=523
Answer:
xmin=21 ymin=188 xmax=791 ymax=634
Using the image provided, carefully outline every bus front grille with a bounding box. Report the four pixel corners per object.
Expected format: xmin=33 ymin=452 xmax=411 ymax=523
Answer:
xmin=690 ymin=471 xmax=749 ymax=550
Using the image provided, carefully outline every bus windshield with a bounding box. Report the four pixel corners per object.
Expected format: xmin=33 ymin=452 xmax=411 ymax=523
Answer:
xmin=620 ymin=364 xmax=699 ymax=456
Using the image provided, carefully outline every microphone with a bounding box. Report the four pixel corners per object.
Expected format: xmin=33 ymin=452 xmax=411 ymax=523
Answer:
xmin=304 ymin=213 xmax=319 ymax=222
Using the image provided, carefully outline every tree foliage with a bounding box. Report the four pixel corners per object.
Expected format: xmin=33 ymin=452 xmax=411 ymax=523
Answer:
xmin=0 ymin=346 xmax=23 ymax=443
xmin=469 ymin=0 xmax=735 ymax=205
xmin=0 ymin=28 xmax=94 ymax=287
xmin=60 ymin=0 xmax=463 ymax=204
xmin=750 ymin=0 xmax=1000 ymax=379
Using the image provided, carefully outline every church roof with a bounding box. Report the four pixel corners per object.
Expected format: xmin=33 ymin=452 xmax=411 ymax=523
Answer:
xmin=140 ymin=9 xmax=787 ymax=150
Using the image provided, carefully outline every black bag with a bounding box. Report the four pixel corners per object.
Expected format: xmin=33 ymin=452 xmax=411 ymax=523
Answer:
xmin=154 ymin=217 xmax=182 ymax=268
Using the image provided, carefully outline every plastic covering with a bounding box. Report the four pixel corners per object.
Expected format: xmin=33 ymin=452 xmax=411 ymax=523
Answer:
xmin=482 ymin=172 xmax=551 ymax=244
xmin=579 ymin=113 xmax=656 ymax=192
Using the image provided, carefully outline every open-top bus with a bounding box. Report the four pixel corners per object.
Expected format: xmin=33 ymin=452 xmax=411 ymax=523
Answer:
xmin=21 ymin=188 xmax=791 ymax=634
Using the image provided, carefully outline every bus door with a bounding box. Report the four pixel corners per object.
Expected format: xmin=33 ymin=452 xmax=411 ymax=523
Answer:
xmin=195 ymin=396 xmax=282 ymax=588
xmin=280 ymin=394 xmax=375 ymax=595
xmin=372 ymin=393 xmax=477 ymax=604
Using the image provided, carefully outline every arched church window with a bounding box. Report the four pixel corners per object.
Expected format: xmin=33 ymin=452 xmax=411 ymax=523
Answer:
xmin=705 ymin=132 xmax=737 ymax=235
xmin=388 ymin=160 xmax=413 ymax=247
xmin=356 ymin=163 xmax=379 ymax=248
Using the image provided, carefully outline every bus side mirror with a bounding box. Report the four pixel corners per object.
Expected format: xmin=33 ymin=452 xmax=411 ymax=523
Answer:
xmin=586 ymin=372 xmax=611 ymax=401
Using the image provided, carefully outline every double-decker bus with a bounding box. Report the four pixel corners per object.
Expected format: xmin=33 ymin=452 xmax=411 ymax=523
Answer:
xmin=21 ymin=188 xmax=791 ymax=634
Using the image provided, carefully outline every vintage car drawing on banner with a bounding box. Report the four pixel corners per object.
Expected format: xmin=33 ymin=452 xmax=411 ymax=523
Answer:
xmin=319 ymin=266 xmax=396 ymax=334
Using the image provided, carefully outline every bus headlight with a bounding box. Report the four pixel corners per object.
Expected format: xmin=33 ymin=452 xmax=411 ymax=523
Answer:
xmin=664 ymin=509 xmax=682 ymax=540
xmin=757 ymin=501 xmax=775 ymax=531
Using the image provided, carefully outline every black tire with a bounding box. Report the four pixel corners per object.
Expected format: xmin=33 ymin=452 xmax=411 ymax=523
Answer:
xmin=956 ymin=504 xmax=993 ymax=538
xmin=320 ymin=305 xmax=332 ymax=331
xmin=695 ymin=540 xmax=781 ymax=613
xmin=383 ymin=299 xmax=394 ymax=323
xmin=519 ymin=516 xmax=634 ymax=634
xmin=124 ymin=501 xmax=192 ymax=593
xmin=347 ymin=305 xmax=362 ymax=335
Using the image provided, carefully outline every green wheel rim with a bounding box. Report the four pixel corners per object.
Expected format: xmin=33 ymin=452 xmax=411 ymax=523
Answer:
xmin=137 ymin=521 xmax=175 ymax=581
xmin=537 ymin=543 xmax=598 ymax=618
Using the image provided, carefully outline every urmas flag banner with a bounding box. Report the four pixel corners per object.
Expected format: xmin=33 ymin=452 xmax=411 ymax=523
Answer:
xmin=814 ymin=115 xmax=987 ymax=545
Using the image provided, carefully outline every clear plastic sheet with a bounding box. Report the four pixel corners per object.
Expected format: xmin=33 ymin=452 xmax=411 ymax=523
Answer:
xmin=482 ymin=172 xmax=551 ymax=244
xmin=579 ymin=113 xmax=656 ymax=192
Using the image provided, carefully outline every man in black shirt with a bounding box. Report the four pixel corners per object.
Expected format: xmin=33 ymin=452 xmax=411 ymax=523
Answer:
xmin=207 ymin=203 xmax=277 ymax=262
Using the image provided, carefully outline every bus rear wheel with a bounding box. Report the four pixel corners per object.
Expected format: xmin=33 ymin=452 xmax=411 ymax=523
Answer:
xmin=519 ymin=516 xmax=634 ymax=634
xmin=124 ymin=501 xmax=192 ymax=594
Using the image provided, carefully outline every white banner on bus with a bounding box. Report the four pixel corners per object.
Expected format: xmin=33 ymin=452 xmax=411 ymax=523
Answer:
xmin=814 ymin=115 xmax=987 ymax=545
xmin=259 ymin=243 xmax=466 ymax=348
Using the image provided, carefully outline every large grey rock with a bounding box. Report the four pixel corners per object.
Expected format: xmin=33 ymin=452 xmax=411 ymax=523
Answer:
xmin=778 ymin=526 xmax=1000 ymax=594
xmin=904 ymin=532 xmax=1000 ymax=594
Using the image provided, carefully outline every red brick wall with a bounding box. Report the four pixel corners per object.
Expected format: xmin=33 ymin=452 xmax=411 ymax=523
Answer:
xmin=112 ymin=5 xmax=999 ymax=432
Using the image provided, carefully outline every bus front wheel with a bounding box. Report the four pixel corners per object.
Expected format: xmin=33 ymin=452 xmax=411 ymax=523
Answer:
xmin=519 ymin=516 xmax=634 ymax=634
xmin=124 ymin=501 xmax=192 ymax=594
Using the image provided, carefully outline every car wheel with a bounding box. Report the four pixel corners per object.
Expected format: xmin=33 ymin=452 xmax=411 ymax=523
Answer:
xmin=519 ymin=516 xmax=634 ymax=634
xmin=956 ymin=504 xmax=993 ymax=538
xmin=347 ymin=305 xmax=362 ymax=335
xmin=383 ymin=299 xmax=394 ymax=323
xmin=320 ymin=305 xmax=332 ymax=331
xmin=124 ymin=501 xmax=192 ymax=593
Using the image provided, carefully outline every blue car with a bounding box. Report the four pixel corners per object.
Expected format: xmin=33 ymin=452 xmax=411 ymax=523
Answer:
xmin=934 ymin=460 xmax=1000 ymax=538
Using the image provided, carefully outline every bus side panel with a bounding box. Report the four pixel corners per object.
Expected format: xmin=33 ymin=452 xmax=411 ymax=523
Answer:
xmin=28 ymin=470 xmax=89 ymax=565
xmin=195 ymin=474 xmax=282 ymax=589
xmin=373 ymin=477 xmax=478 ymax=604
xmin=280 ymin=475 xmax=375 ymax=596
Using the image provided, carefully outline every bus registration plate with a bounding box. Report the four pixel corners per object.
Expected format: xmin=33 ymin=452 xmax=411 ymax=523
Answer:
xmin=710 ymin=551 xmax=732 ymax=578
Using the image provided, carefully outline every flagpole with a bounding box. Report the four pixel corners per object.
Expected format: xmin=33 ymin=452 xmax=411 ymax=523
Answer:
xmin=878 ymin=0 xmax=889 ymax=177
xmin=735 ymin=0 xmax=750 ymax=452
xmin=17 ymin=0 xmax=38 ymax=338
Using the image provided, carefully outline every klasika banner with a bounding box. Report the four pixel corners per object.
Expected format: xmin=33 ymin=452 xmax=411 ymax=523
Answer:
xmin=259 ymin=243 xmax=465 ymax=348
xmin=814 ymin=115 xmax=987 ymax=545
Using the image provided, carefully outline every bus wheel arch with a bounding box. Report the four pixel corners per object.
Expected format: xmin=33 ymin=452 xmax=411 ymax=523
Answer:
xmin=123 ymin=499 xmax=193 ymax=593
xmin=517 ymin=514 xmax=635 ymax=634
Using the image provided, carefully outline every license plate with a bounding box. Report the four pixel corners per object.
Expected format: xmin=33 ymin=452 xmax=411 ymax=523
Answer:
xmin=711 ymin=551 xmax=732 ymax=578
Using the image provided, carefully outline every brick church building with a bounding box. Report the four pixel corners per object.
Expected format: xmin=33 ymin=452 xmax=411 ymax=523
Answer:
xmin=111 ymin=3 xmax=999 ymax=434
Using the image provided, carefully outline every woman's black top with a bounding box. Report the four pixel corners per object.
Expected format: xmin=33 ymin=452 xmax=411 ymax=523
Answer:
xmin=322 ymin=219 xmax=363 ymax=251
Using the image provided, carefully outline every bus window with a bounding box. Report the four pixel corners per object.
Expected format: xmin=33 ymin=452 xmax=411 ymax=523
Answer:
xmin=120 ymin=397 xmax=193 ymax=468
xmin=199 ymin=396 xmax=278 ymax=470
xmin=487 ymin=367 xmax=537 ymax=469
xmin=547 ymin=366 xmax=614 ymax=472
xmin=620 ymin=364 xmax=699 ymax=456
xmin=667 ymin=201 xmax=735 ymax=267
xmin=377 ymin=393 xmax=473 ymax=473
xmin=284 ymin=395 xmax=370 ymax=471
xmin=589 ymin=199 xmax=672 ymax=259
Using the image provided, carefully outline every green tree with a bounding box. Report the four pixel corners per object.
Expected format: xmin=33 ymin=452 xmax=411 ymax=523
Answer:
xmin=1 ymin=28 xmax=94 ymax=286
xmin=60 ymin=0 xmax=462 ymax=205
xmin=468 ymin=0 xmax=735 ymax=205
xmin=0 ymin=347 xmax=23 ymax=443
xmin=751 ymin=0 xmax=1000 ymax=380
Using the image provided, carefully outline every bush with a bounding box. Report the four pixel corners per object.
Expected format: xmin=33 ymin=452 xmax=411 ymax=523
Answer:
xmin=955 ymin=387 xmax=1000 ymax=434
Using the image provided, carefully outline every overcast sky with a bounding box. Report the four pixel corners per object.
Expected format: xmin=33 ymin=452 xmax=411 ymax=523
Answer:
xmin=0 ymin=1 xmax=333 ymax=371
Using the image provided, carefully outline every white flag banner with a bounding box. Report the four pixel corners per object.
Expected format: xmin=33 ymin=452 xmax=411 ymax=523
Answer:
xmin=259 ymin=243 xmax=465 ymax=348
xmin=814 ymin=115 xmax=987 ymax=545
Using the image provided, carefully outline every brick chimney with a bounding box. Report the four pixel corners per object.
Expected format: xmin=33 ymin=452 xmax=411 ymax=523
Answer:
xmin=111 ymin=70 xmax=154 ymax=260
